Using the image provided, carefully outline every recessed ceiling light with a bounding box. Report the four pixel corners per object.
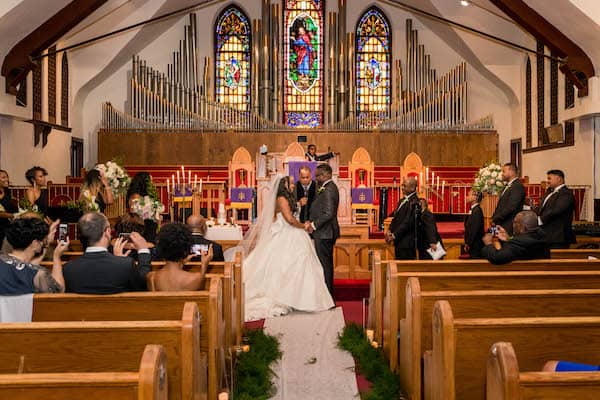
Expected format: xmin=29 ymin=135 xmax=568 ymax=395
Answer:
xmin=460 ymin=0 xmax=470 ymax=6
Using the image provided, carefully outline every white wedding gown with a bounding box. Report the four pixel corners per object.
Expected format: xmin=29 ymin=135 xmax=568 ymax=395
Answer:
xmin=244 ymin=212 xmax=335 ymax=321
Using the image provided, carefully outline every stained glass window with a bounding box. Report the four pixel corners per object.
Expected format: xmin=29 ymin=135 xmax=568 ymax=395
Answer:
xmin=215 ymin=5 xmax=251 ymax=111
xmin=283 ymin=0 xmax=324 ymax=128
xmin=356 ymin=6 xmax=391 ymax=125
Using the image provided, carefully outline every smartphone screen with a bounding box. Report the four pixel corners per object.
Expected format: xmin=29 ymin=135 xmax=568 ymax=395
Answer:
xmin=119 ymin=232 xmax=131 ymax=242
xmin=58 ymin=224 xmax=68 ymax=242
xmin=190 ymin=244 xmax=208 ymax=255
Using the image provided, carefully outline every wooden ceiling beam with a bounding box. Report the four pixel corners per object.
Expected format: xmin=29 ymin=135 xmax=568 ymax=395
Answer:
xmin=1 ymin=0 xmax=107 ymax=95
xmin=490 ymin=0 xmax=594 ymax=97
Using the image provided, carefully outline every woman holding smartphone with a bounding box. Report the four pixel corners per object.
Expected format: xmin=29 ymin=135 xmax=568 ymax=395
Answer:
xmin=146 ymin=223 xmax=212 ymax=291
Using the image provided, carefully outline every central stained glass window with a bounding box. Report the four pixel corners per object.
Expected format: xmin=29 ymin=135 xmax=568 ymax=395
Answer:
xmin=283 ymin=0 xmax=324 ymax=128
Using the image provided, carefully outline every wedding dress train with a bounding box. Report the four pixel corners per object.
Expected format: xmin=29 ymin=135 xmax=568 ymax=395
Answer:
xmin=244 ymin=212 xmax=335 ymax=321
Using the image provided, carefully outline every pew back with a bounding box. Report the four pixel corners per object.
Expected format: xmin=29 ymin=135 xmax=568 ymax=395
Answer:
xmin=368 ymin=252 xmax=600 ymax=343
xmin=383 ymin=266 xmax=600 ymax=368
xmin=487 ymin=341 xmax=600 ymax=400
xmin=0 ymin=303 xmax=201 ymax=400
xmin=430 ymin=301 xmax=600 ymax=400
xmin=0 ymin=344 xmax=168 ymax=400
xmin=401 ymin=278 xmax=600 ymax=400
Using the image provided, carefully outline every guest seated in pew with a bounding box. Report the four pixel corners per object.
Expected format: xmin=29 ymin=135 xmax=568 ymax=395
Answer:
xmin=114 ymin=213 xmax=156 ymax=258
xmin=186 ymin=214 xmax=224 ymax=262
xmin=0 ymin=218 xmax=68 ymax=294
xmin=63 ymin=212 xmax=152 ymax=294
xmin=146 ymin=223 xmax=213 ymax=291
xmin=417 ymin=198 xmax=444 ymax=260
xmin=543 ymin=360 xmax=600 ymax=372
xmin=482 ymin=210 xmax=550 ymax=265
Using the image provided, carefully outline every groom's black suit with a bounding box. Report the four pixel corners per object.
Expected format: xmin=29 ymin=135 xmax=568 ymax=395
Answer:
xmin=309 ymin=180 xmax=340 ymax=297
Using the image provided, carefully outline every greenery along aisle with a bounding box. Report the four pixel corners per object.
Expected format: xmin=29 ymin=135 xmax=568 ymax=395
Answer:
xmin=234 ymin=329 xmax=282 ymax=400
xmin=338 ymin=323 xmax=403 ymax=400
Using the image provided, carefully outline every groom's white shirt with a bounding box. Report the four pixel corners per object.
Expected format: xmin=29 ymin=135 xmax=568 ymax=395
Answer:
xmin=310 ymin=179 xmax=333 ymax=231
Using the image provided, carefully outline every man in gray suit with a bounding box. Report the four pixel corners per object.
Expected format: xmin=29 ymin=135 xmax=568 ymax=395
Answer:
xmin=306 ymin=164 xmax=339 ymax=298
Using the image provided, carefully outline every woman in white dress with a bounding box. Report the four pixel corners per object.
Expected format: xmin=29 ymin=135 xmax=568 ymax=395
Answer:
xmin=243 ymin=175 xmax=334 ymax=321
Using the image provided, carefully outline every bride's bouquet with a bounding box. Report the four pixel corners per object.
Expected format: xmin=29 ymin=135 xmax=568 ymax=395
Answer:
xmin=131 ymin=195 xmax=165 ymax=222
xmin=95 ymin=159 xmax=130 ymax=196
xmin=472 ymin=162 xmax=505 ymax=195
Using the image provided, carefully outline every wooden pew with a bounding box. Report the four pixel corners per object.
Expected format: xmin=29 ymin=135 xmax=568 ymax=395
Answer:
xmin=0 ymin=302 xmax=204 ymax=400
xmin=384 ymin=266 xmax=600 ymax=374
xmin=32 ymin=281 xmax=224 ymax=400
xmin=368 ymin=252 xmax=600 ymax=343
xmin=487 ymin=341 xmax=600 ymax=400
xmin=42 ymin=255 xmax=243 ymax=348
xmin=551 ymin=248 xmax=600 ymax=259
xmin=401 ymin=278 xmax=600 ymax=400
xmin=428 ymin=301 xmax=600 ymax=400
xmin=0 ymin=344 xmax=168 ymax=400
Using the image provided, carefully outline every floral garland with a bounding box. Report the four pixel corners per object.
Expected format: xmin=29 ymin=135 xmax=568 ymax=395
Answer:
xmin=472 ymin=162 xmax=506 ymax=195
xmin=95 ymin=159 xmax=131 ymax=196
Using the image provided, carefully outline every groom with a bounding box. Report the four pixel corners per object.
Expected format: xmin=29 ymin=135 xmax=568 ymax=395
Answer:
xmin=306 ymin=164 xmax=340 ymax=298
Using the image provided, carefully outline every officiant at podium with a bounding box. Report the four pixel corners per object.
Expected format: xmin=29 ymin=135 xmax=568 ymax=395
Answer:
xmin=296 ymin=166 xmax=316 ymax=223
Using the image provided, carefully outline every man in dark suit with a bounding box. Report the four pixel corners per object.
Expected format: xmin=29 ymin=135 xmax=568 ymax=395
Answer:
xmin=536 ymin=169 xmax=576 ymax=249
xmin=306 ymin=163 xmax=339 ymax=298
xmin=482 ymin=210 xmax=550 ymax=265
xmin=417 ymin=198 xmax=443 ymax=260
xmin=492 ymin=162 xmax=525 ymax=235
xmin=186 ymin=214 xmax=225 ymax=261
xmin=385 ymin=177 xmax=420 ymax=260
xmin=464 ymin=190 xmax=485 ymax=258
xmin=305 ymin=144 xmax=335 ymax=162
xmin=296 ymin=166 xmax=316 ymax=223
xmin=63 ymin=212 xmax=152 ymax=294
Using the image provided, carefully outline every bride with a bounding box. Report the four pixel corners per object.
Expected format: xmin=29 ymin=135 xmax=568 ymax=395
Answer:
xmin=243 ymin=175 xmax=334 ymax=321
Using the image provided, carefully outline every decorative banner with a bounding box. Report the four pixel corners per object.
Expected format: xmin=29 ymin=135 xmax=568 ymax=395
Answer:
xmin=231 ymin=188 xmax=254 ymax=203
xmin=351 ymin=188 xmax=374 ymax=204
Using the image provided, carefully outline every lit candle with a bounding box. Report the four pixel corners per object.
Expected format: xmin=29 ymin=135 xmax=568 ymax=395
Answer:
xmin=199 ymin=178 xmax=202 ymax=194
xmin=194 ymin=174 xmax=198 ymax=189
xmin=176 ymin=171 xmax=180 ymax=187
xmin=181 ymin=166 xmax=185 ymax=185
xmin=366 ymin=329 xmax=374 ymax=342
xmin=167 ymin=178 xmax=170 ymax=194
xmin=426 ymin=167 xmax=429 ymax=183
xmin=188 ymin=170 xmax=191 ymax=187
xmin=419 ymin=172 xmax=423 ymax=187
xmin=431 ymin=172 xmax=435 ymax=186
xmin=442 ymin=180 xmax=446 ymax=197
xmin=436 ymin=176 xmax=440 ymax=189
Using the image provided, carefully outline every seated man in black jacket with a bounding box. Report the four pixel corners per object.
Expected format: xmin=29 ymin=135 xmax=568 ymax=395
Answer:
xmin=186 ymin=214 xmax=224 ymax=262
xmin=63 ymin=212 xmax=152 ymax=294
xmin=481 ymin=210 xmax=550 ymax=265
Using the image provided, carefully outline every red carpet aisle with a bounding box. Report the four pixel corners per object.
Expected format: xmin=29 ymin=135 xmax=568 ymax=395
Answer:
xmin=265 ymin=308 xmax=359 ymax=400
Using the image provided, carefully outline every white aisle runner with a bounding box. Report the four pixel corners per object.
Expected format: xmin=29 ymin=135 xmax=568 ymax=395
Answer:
xmin=264 ymin=307 xmax=359 ymax=400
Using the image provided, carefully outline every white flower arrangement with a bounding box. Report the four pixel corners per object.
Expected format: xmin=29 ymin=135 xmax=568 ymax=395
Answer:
xmin=81 ymin=189 xmax=100 ymax=212
xmin=131 ymin=195 xmax=165 ymax=222
xmin=95 ymin=160 xmax=131 ymax=196
xmin=473 ymin=162 xmax=506 ymax=195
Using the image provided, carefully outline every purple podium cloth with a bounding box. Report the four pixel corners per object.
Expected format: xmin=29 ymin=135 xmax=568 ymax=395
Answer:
xmin=288 ymin=161 xmax=318 ymax=183
xmin=231 ymin=188 xmax=253 ymax=203
xmin=351 ymin=188 xmax=374 ymax=204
